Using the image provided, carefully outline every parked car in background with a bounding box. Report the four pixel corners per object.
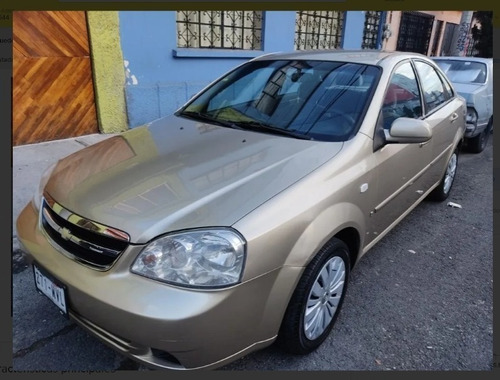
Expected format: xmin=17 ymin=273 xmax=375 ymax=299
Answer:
xmin=433 ymin=56 xmax=493 ymax=153
xmin=17 ymin=50 xmax=465 ymax=370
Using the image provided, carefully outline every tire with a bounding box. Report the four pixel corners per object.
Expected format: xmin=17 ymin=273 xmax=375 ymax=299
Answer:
xmin=467 ymin=118 xmax=492 ymax=153
xmin=427 ymin=149 xmax=458 ymax=202
xmin=277 ymin=238 xmax=350 ymax=355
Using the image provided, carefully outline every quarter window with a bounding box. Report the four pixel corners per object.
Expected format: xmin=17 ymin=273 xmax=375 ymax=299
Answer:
xmin=414 ymin=61 xmax=449 ymax=113
xmin=438 ymin=70 xmax=454 ymax=99
xmin=382 ymin=62 xmax=422 ymax=129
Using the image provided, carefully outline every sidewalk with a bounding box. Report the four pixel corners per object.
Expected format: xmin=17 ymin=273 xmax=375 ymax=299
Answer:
xmin=12 ymin=133 xmax=115 ymax=248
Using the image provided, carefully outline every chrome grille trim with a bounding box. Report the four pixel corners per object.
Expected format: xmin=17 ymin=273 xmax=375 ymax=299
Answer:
xmin=41 ymin=193 xmax=130 ymax=270
xmin=42 ymin=207 xmax=122 ymax=258
xmin=44 ymin=192 xmax=130 ymax=242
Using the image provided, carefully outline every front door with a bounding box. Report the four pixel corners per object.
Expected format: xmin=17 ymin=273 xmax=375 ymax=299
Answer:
xmin=368 ymin=61 xmax=431 ymax=242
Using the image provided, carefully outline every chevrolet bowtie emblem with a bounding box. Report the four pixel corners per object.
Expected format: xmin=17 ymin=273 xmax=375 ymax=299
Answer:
xmin=59 ymin=227 xmax=73 ymax=241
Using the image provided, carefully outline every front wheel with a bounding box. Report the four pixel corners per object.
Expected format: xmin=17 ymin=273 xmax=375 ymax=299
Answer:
xmin=427 ymin=149 xmax=458 ymax=202
xmin=277 ymin=238 xmax=350 ymax=355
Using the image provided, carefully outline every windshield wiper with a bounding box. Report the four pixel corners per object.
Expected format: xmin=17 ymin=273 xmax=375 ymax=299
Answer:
xmin=179 ymin=111 xmax=312 ymax=140
xmin=178 ymin=110 xmax=244 ymax=130
xmin=232 ymin=120 xmax=313 ymax=140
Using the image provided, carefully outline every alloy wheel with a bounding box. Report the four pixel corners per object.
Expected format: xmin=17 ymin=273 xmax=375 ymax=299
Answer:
xmin=443 ymin=153 xmax=457 ymax=195
xmin=304 ymin=256 xmax=346 ymax=340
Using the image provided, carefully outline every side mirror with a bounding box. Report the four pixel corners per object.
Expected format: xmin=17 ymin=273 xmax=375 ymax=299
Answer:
xmin=384 ymin=118 xmax=432 ymax=144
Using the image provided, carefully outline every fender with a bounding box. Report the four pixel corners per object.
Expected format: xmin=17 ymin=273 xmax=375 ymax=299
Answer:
xmin=283 ymin=202 xmax=365 ymax=268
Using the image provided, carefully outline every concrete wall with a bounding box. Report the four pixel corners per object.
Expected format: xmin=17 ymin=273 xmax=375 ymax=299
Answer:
xmin=423 ymin=11 xmax=463 ymax=56
xmin=342 ymin=11 xmax=365 ymax=49
xmin=87 ymin=11 xmax=128 ymax=134
xmin=383 ymin=11 xmax=401 ymax=51
xmin=382 ymin=10 xmax=464 ymax=56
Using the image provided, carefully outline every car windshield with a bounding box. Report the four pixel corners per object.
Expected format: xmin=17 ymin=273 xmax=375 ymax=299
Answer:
xmin=434 ymin=60 xmax=487 ymax=84
xmin=177 ymin=60 xmax=381 ymax=142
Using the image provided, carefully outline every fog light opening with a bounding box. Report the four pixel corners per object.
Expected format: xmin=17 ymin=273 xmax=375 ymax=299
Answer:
xmin=150 ymin=348 xmax=182 ymax=366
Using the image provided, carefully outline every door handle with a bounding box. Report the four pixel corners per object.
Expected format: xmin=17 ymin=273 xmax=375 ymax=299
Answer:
xmin=450 ymin=113 xmax=458 ymax=122
xmin=419 ymin=140 xmax=430 ymax=147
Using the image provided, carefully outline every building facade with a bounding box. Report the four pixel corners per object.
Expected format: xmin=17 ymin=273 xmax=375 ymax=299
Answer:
xmin=382 ymin=11 xmax=463 ymax=56
xmin=118 ymin=10 xmax=384 ymax=128
xmin=13 ymin=10 xmax=478 ymax=145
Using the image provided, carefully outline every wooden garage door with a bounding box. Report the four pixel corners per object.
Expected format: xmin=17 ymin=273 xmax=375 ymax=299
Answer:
xmin=13 ymin=11 xmax=99 ymax=146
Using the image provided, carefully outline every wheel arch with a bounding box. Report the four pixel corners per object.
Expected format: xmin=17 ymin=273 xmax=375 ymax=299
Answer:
xmin=283 ymin=202 xmax=365 ymax=270
xmin=275 ymin=226 xmax=359 ymax=354
xmin=334 ymin=227 xmax=361 ymax=269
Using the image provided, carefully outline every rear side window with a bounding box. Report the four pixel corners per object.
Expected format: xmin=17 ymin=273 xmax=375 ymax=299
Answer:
xmin=381 ymin=62 xmax=422 ymax=129
xmin=414 ymin=61 xmax=451 ymax=114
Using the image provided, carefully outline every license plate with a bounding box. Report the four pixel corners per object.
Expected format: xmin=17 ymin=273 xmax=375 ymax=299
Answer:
xmin=33 ymin=264 xmax=68 ymax=316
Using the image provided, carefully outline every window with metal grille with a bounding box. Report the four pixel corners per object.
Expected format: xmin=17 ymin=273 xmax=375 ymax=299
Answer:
xmin=396 ymin=11 xmax=434 ymax=55
xmin=362 ymin=11 xmax=382 ymax=49
xmin=176 ymin=11 xmax=263 ymax=49
xmin=294 ymin=11 xmax=344 ymax=50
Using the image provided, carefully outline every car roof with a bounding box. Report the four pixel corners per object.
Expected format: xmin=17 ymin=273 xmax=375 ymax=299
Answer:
xmin=252 ymin=49 xmax=428 ymax=66
xmin=432 ymin=56 xmax=492 ymax=64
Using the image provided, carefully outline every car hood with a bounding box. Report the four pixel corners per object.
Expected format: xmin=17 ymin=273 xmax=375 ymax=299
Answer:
xmin=452 ymin=82 xmax=484 ymax=104
xmin=45 ymin=115 xmax=343 ymax=243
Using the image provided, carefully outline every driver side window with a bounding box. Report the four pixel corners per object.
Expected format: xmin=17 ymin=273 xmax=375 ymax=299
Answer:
xmin=382 ymin=62 xmax=423 ymax=129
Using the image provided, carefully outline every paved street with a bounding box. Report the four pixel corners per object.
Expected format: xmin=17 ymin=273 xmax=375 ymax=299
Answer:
xmin=11 ymin=136 xmax=493 ymax=372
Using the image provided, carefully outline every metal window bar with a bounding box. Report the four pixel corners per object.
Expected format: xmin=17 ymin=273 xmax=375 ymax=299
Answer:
xmin=176 ymin=11 xmax=263 ymax=49
xmin=396 ymin=11 xmax=434 ymax=55
xmin=294 ymin=11 xmax=344 ymax=50
xmin=440 ymin=22 xmax=458 ymax=56
xmin=362 ymin=11 xmax=382 ymax=49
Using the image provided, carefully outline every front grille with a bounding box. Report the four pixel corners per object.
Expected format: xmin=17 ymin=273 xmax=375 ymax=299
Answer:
xmin=40 ymin=194 xmax=130 ymax=269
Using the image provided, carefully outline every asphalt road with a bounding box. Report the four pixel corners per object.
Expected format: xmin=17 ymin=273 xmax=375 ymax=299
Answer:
xmin=11 ymin=137 xmax=494 ymax=372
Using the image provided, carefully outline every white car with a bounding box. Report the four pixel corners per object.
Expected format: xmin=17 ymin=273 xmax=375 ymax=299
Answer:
xmin=433 ymin=56 xmax=493 ymax=153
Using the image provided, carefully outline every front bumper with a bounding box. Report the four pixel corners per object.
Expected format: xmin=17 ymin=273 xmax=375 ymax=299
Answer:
xmin=16 ymin=202 xmax=302 ymax=370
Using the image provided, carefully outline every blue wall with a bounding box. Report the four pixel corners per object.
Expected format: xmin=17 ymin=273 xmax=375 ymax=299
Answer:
xmin=342 ymin=11 xmax=364 ymax=49
xmin=119 ymin=11 xmax=296 ymax=127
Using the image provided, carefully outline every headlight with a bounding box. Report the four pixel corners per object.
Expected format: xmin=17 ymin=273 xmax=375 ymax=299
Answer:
xmin=466 ymin=107 xmax=478 ymax=125
xmin=32 ymin=162 xmax=56 ymax=211
xmin=131 ymin=228 xmax=246 ymax=288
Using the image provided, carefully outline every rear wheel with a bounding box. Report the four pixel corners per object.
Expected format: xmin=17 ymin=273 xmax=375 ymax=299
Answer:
xmin=427 ymin=149 xmax=458 ymax=202
xmin=277 ymin=238 xmax=350 ymax=354
xmin=467 ymin=117 xmax=492 ymax=153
